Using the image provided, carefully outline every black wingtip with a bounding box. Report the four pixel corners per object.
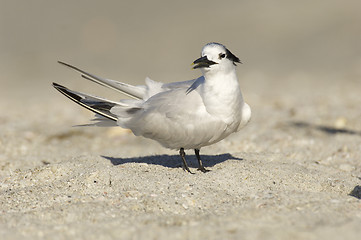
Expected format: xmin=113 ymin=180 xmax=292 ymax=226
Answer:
xmin=52 ymin=82 xmax=83 ymax=102
xmin=52 ymin=82 xmax=118 ymax=122
xmin=52 ymin=82 xmax=62 ymax=88
xmin=52 ymin=82 xmax=68 ymax=92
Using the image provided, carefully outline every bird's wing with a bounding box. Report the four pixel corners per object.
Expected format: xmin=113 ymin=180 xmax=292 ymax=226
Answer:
xmin=161 ymin=78 xmax=200 ymax=91
xmin=112 ymin=87 xmax=227 ymax=149
xmin=57 ymin=61 xmax=146 ymax=100
xmin=52 ymin=82 xmax=120 ymax=121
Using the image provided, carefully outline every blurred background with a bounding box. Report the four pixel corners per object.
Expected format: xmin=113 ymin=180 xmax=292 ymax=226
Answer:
xmin=1 ymin=2 xmax=361 ymax=237
xmin=0 ymin=0 xmax=360 ymax=124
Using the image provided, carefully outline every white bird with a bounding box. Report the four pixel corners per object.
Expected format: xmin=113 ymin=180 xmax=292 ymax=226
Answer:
xmin=53 ymin=42 xmax=251 ymax=173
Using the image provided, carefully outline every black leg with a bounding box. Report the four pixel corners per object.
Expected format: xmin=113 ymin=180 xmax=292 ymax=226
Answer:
xmin=179 ymin=148 xmax=194 ymax=174
xmin=195 ymin=149 xmax=210 ymax=173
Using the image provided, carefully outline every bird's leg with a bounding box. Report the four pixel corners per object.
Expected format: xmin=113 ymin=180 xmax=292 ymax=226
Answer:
xmin=195 ymin=149 xmax=210 ymax=173
xmin=179 ymin=148 xmax=194 ymax=174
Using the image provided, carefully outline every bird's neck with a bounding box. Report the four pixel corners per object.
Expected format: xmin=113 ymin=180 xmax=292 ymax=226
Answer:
xmin=201 ymin=71 xmax=244 ymax=124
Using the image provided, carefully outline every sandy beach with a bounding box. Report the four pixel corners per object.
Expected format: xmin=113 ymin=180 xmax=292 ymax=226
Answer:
xmin=1 ymin=1 xmax=361 ymax=239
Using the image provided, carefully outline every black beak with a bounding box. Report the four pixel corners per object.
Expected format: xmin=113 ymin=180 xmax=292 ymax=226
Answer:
xmin=192 ymin=56 xmax=218 ymax=69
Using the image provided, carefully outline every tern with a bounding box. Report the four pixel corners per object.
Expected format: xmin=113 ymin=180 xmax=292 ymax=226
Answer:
xmin=53 ymin=42 xmax=251 ymax=173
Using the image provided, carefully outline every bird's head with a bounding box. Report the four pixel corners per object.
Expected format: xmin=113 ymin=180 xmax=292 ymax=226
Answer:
xmin=192 ymin=42 xmax=241 ymax=74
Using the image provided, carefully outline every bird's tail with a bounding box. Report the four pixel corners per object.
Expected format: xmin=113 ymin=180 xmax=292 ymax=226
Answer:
xmin=57 ymin=61 xmax=146 ymax=100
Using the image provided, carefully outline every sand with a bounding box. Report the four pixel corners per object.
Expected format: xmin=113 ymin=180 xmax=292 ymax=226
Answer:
xmin=1 ymin=1 xmax=361 ymax=239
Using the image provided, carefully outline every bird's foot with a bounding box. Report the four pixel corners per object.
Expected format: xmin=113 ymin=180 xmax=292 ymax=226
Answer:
xmin=197 ymin=166 xmax=210 ymax=173
xmin=182 ymin=165 xmax=195 ymax=174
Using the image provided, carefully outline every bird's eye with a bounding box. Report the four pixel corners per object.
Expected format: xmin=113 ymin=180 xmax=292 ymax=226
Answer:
xmin=219 ymin=53 xmax=226 ymax=59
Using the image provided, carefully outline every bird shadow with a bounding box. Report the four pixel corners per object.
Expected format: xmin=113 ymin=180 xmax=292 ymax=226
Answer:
xmin=102 ymin=153 xmax=242 ymax=169
xmin=290 ymin=121 xmax=361 ymax=136
xmin=349 ymin=185 xmax=361 ymax=200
